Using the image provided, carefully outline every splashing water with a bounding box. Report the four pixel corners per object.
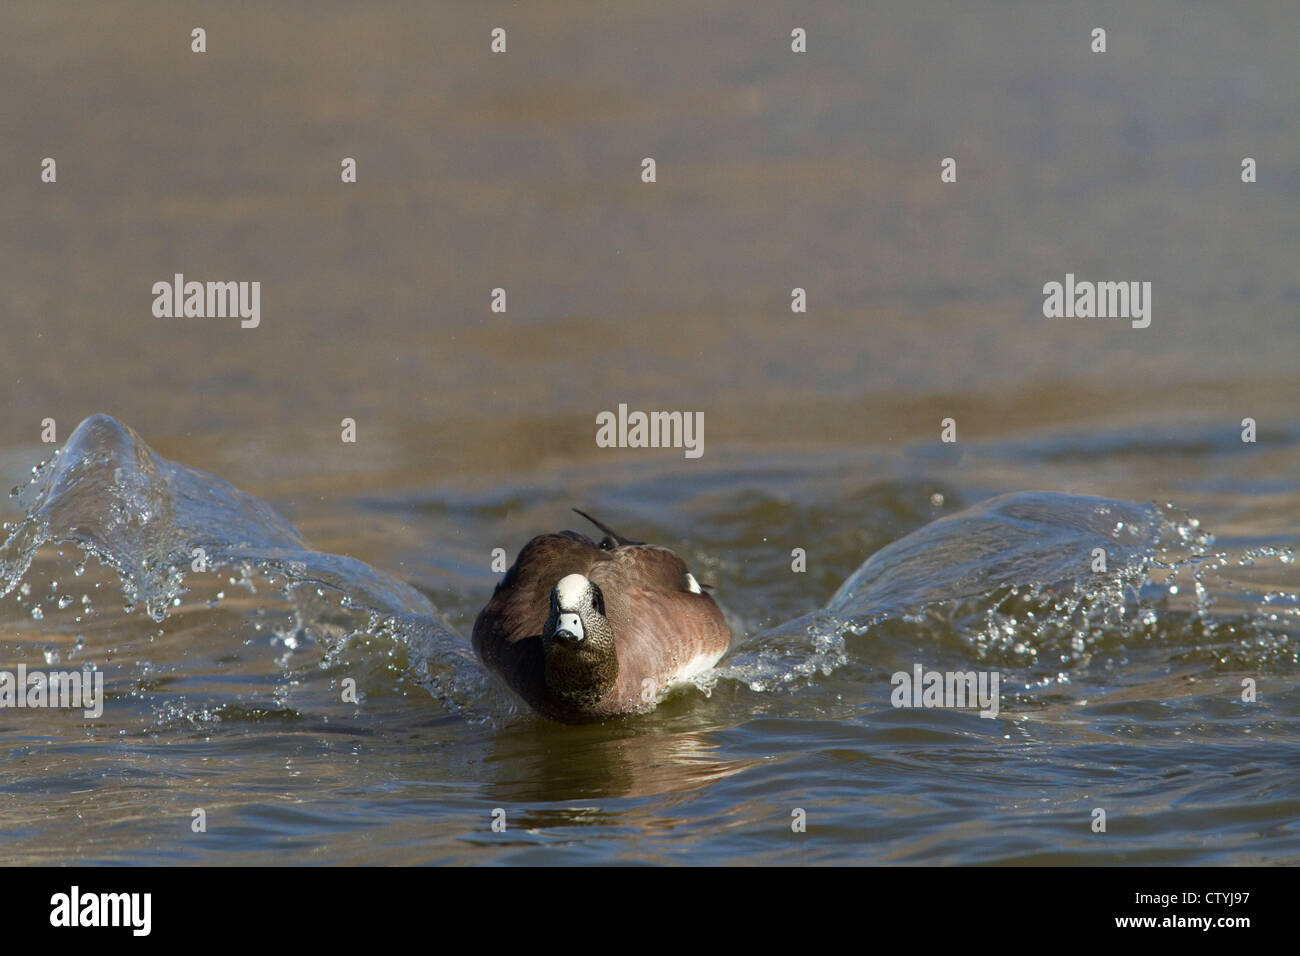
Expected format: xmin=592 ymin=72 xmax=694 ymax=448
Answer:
xmin=3 ymin=415 xmax=1292 ymax=733
xmin=2 ymin=415 xmax=494 ymax=727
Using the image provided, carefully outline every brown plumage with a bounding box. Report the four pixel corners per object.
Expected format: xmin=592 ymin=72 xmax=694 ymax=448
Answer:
xmin=472 ymin=512 xmax=730 ymax=723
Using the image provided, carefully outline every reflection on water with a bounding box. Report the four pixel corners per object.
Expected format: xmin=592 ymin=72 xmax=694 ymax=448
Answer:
xmin=480 ymin=723 xmax=756 ymax=805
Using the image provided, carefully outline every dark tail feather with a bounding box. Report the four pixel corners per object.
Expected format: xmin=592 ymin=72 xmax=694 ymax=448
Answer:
xmin=572 ymin=508 xmax=644 ymax=546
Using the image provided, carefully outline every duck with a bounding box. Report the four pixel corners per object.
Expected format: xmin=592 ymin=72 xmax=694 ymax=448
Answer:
xmin=472 ymin=510 xmax=730 ymax=723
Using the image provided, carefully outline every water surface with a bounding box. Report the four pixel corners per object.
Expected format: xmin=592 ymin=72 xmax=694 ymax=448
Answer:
xmin=1 ymin=1 xmax=1297 ymax=864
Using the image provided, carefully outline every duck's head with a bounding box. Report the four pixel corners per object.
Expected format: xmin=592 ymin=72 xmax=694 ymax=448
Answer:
xmin=542 ymin=572 xmax=618 ymax=703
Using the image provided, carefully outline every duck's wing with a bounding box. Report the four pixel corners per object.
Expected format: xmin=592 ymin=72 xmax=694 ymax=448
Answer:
xmin=596 ymin=545 xmax=731 ymax=703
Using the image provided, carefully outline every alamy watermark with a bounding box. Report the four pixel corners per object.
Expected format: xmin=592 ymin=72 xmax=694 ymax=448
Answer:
xmin=891 ymin=663 xmax=1000 ymax=718
xmin=151 ymin=273 xmax=260 ymax=328
xmin=0 ymin=665 xmax=103 ymax=718
xmin=1042 ymin=273 xmax=1150 ymax=329
xmin=49 ymin=886 xmax=150 ymax=936
xmin=595 ymin=403 xmax=703 ymax=459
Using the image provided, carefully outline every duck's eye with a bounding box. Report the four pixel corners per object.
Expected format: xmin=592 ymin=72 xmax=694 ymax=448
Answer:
xmin=600 ymin=536 xmax=616 ymax=551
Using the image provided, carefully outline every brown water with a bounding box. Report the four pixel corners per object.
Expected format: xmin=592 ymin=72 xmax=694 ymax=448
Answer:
xmin=1 ymin=1 xmax=1297 ymax=865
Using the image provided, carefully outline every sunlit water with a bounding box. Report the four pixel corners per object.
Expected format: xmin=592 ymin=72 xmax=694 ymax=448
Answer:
xmin=1 ymin=414 xmax=1296 ymax=865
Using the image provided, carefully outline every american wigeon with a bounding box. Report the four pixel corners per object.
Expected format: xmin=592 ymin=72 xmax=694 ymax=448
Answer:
xmin=472 ymin=511 xmax=730 ymax=723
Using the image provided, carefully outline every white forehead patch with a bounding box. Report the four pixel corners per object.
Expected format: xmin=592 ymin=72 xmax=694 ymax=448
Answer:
xmin=685 ymin=572 xmax=702 ymax=594
xmin=555 ymin=573 xmax=590 ymax=608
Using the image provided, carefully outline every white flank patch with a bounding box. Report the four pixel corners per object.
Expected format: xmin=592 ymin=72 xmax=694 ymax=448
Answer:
xmin=666 ymin=648 xmax=724 ymax=689
xmin=684 ymin=572 xmax=702 ymax=594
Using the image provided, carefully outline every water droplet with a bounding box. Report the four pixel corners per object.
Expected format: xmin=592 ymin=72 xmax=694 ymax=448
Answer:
xmin=30 ymin=606 xmax=43 ymax=620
